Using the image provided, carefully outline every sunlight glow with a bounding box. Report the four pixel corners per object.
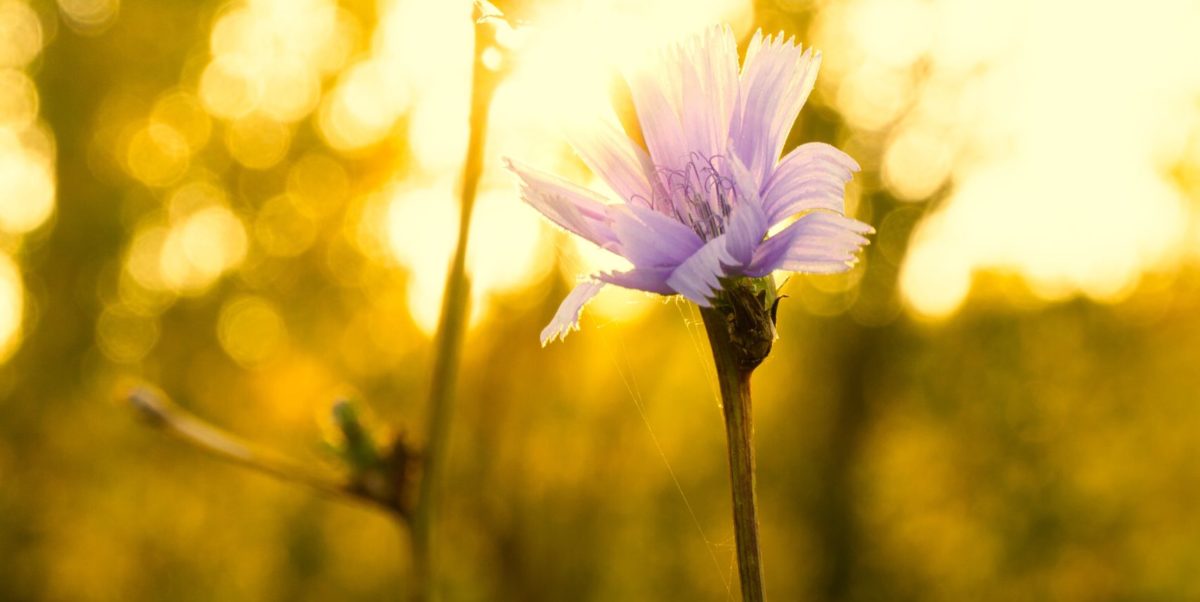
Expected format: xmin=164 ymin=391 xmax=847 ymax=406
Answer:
xmin=384 ymin=186 xmax=550 ymax=335
xmin=0 ymin=252 xmax=22 ymax=363
xmin=56 ymin=0 xmax=119 ymax=35
xmin=819 ymin=0 xmax=1200 ymax=317
xmin=96 ymin=304 xmax=159 ymax=363
xmin=0 ymin=1 xmax=42 ymax=69
xmin=0 ymin=128 xmax=54 ymax=233
xmin=218 ymin=294 xmax=286 ymax=366
xmin=201 ymin=0 xmax=356 ymax=123
xmin=125 ymin=182 xmax=247 ymax=296
xmin=320 ymin=0 xmax=470 ymax=152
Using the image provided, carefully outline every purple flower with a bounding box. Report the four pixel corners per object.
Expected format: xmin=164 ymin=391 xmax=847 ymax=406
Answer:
xmin=506 ymin=26 xmax=873 ymax=345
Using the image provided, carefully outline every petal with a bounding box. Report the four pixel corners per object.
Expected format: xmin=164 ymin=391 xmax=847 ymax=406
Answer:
xmin=723 ymin=155 xmax=769 ymax=266
xmin=762 ymin=142 xmax=860 ymax=224
xmin=505 ymin=158 xmax=618 ymax=250
xmin=745 ymin=212 xmax=873 ymax=277
xmin=724 ymin=200 xmax=769 ymax=267
xmin=627 ymin=62 xmax=687 ymax=179
xmin=566 ymin=114 xmax=657 ymax=205
xmin=540 ymin=279 xmax=605 ymax=346
xmin=609 ymin=204 xmax=704 ymax=268
xmin=678 ymin=26 xmax=740 ymax=162
xmin=595 ymin=266 xmax=674 ymax=295
xmin=732 ymin=31 xmax=821 ymax=185
xmin=666 ymin=234 xmax=738 ymax=306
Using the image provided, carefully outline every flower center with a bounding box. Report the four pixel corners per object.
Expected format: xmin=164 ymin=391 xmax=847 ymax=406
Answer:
xmin=653 ymin=153 xmax=739 ymax=241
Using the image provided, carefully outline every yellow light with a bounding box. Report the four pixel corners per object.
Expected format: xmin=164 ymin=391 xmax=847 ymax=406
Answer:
xmin=56 ymin=0 xmax=119 ymax=34
xmin=0 ymin=1 xmax=43 ymax=68
xmin=835 ymin=64 xmax=913 ymax=132
xmin=176 ymin=206 xmax=248 ymax=285
xmin=883 ymin=122 xmax=955 ymax=201
xmin=846 ymin=0 xmax=932 ymax=69
xmin=217 ymin=295 xmax=286 ymax=367
xmin=0 ymin=132 xmax=54 ymax=234
xmin=203 ymin=0 xmax=358 ymax=127
xmin=899 ymin=217 xmax=972 ymax=319
xmin=95 ymin=304 xmax=159 ymax=363
xmin=125 ymin=224 xmax=170 ymax=291
xmin=0 ymin=68 xmax=37 ymax=130
xmin=469 ymin=190 xmax=554 ymax=296
xmin=407 ymin=84 xmax=470 ymax=173
xmin=286 ymin=152 xmax=348 ymax=218
xmin=384 ymin=185 xmax=554 ymax=335
xmin=0 ymin=252 xmax=22 ymax=363
xmin=151 ymin=91 xmax=211 ymax=153
xmin=224 ymin=114 xmax=290 ymax=170
xmin=166 ymin=179 xmax=228 ymax=220
xmin=485 ymin=0 xmax=749 ymax=136
xmin=257 ymin=56 xmax=320 ymax=123
xmin=385 ymin=186 xmax=457 ymax=335
xmin=125 ymin=122 xmax=189 ymax=187
xmin=130 ymin=200 xmax=247 ymax=296
xmin=816 ymin=0 xmax=1200 ymax=315
xmin=318 ymin=61 xmax=403 ymax=151
xmin=254 ymin=194 xmax=317 ymax=257
xmin=199 ymin=57 xmax=259 ymax=120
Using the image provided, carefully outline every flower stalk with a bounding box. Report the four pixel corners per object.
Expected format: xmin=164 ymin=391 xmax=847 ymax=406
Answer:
xmin=700 ymin=279 xmax=777 ymax=602
xmin=411 ymin=8 xmax=505 ymax=600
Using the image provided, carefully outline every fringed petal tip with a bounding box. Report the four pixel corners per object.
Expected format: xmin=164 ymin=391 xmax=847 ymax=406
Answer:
xmin=539 ymin=280 xmax=605 ymax=346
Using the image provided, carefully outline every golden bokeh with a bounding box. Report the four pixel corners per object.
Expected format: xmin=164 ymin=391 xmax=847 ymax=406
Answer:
xmin=95 ymin=304 xmax=159 ymax=363
xmin=0 ymin=0 xmax=42 ymax=68
xmin=124 ymin=122 xmax=189 ymax=187
xmin=816 ymin=0 xmax=1200 ymax=316
xmin=224 ymin=113 xmax=291 ymax=169
xmin=217 ymin=294 xmax=286 ymax=366
xmin=56 ymin=0 xmax=119 ymax=34
xmin=6 ymin=0 xmax=1200 ymax=600
xmin=0 ymin=133 xmax=53 ymax=235
xmin=0 ymin=252 xmax=21 ymax=362
xmin=124 ymin=181 xmax=247 ymax=297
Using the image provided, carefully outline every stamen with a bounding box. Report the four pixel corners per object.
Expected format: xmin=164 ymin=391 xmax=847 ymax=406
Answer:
xmin=650 ymin=153 xmax=741 ymax=241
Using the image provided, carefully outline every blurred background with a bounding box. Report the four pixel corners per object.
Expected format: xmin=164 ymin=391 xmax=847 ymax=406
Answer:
xmin=2 ymin=0 xmax=1200 ymax=599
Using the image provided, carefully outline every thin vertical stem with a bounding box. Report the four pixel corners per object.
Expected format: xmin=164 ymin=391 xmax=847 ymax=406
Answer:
xmin=701 ymin=306 xmax=767 ymax=602
xmin=411 ymin=12 xmax=502 ymax=602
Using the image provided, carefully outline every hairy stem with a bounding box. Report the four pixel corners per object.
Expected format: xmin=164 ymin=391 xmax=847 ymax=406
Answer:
xmin=411 ymin=11 xmax=503 ymax=601
xmin=700 ymin=285 xmax=774 ymax=602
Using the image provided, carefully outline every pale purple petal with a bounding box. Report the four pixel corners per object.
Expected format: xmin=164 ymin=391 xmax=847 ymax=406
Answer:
xmin=505 ymin=158 xmax=618 ymax=250
xmin=723 ymin=201 xmax=769 ymax=267
xmin=745 ymin=212 xmax=873 ymax=277
xmin=666 ymin=235 xmax=738 ymax=306
xmin=627 ymin=64 xmax=688 ymax=180
xmin=540 ymin=279 xmax=605 ymax=346
xmin=732 ymin=32 xmax=821 ymax=185
xmin=723 ymin=155 xmax=769 ymax=266
xmin=609 ymin=204 xmax=704 ymax=268
xmin=762 ymin=142 xmax=860 ymax=224
xmin=595 ymin=266 xmax=674 ymax=294
xmin=566 ymin=115 xmax=657 ymax=204
xmin=677 ymin=26 xmax=740 ymax=162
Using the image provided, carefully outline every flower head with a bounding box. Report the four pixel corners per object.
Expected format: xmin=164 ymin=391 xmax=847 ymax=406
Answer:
xmin=506 ymin=25 xmax=873 ymax=345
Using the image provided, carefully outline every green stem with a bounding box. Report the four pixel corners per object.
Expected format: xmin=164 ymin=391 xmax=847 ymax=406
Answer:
xmin=701 ymin=300 xmax=770 ymax=602
xmin=411 ymin=13 xmax=502 ymax=602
